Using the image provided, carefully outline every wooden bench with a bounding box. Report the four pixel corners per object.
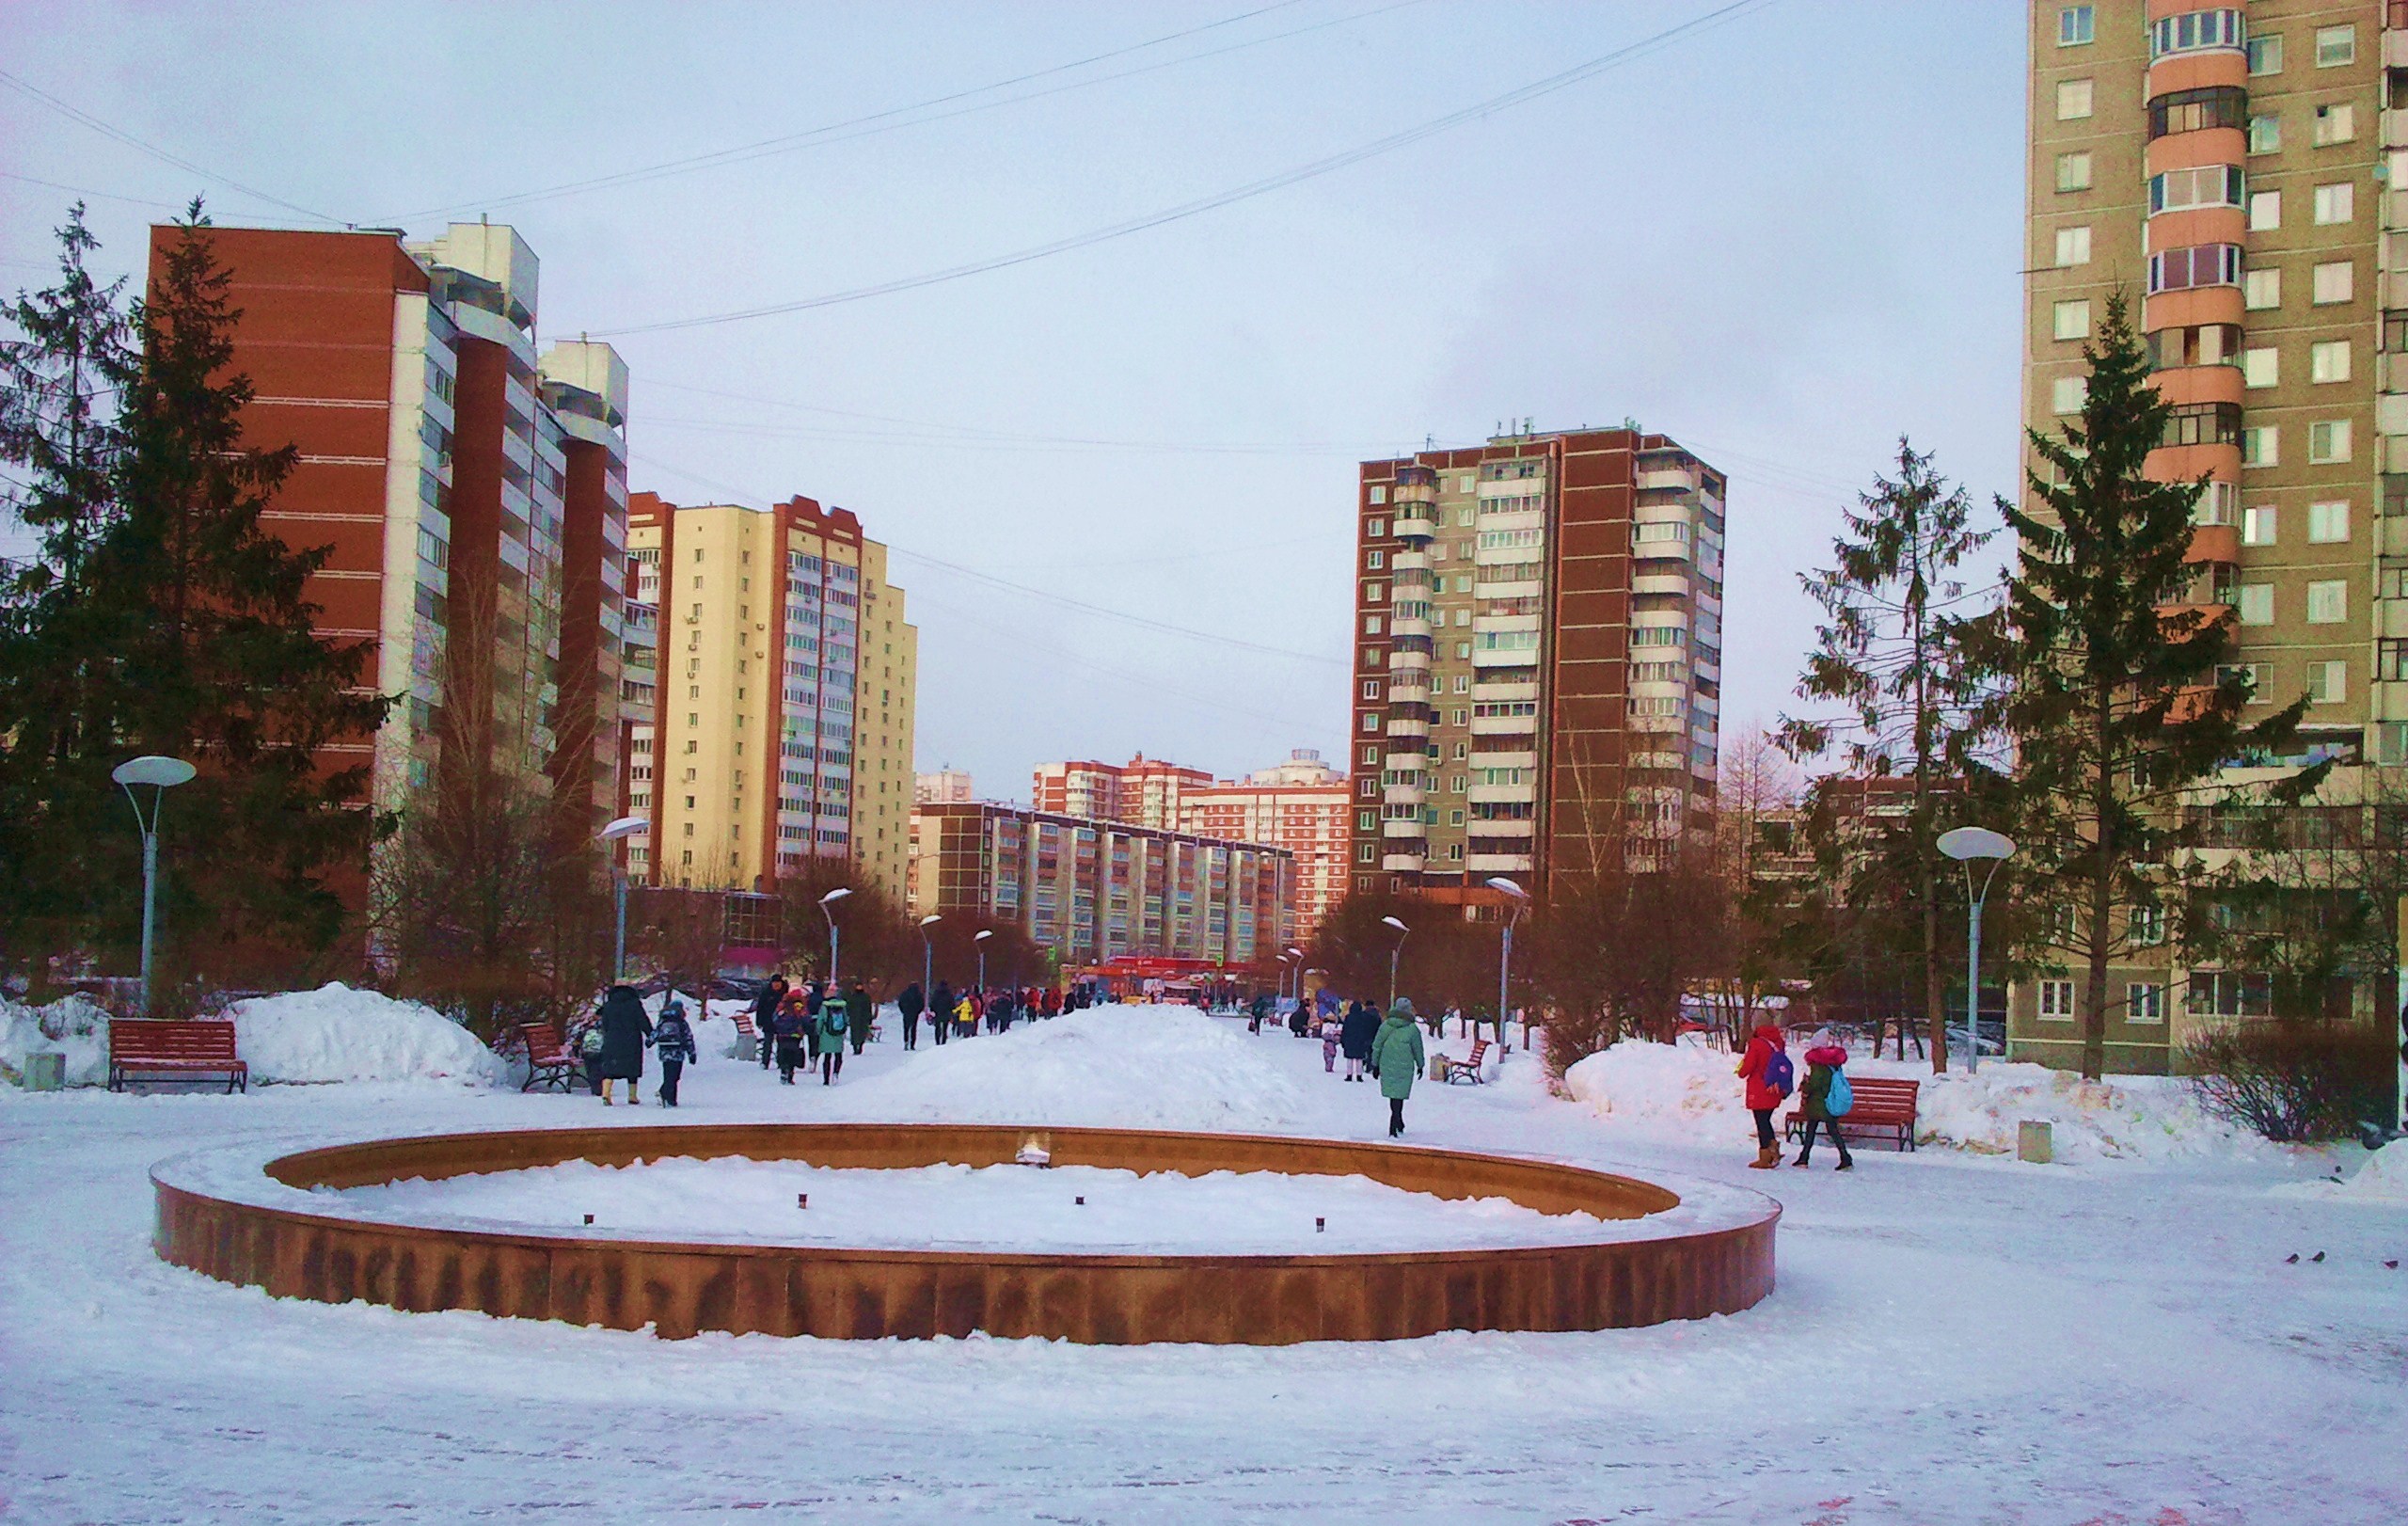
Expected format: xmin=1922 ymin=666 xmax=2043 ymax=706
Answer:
xmin=511 ymin=1023 xmax=583 ymax=1093
xmin=1440 ymin=1039 xmax=1492 ymax=1086
xmin=1785 ymin=1075 xmax=1921 ymax=1152
xmin=109 ymin=1019 xmax=247 ymax=1093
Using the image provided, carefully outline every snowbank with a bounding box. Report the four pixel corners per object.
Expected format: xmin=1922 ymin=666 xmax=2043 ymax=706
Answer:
xmin=643 ymin=989 xmax=747 ymax=1059
xmin=0 ymin=993 xmax=113 ymax=1088
xmin=227 ymin=983 xmax=506 ymax=1087
xmin=1561 ymin=1035 xmax=2266 ymax=1163
xmin=832 ymin=1004 xmax=1303 ymax=1132
xmin=2273 ymin=1138 xmax=2408 ymax=1205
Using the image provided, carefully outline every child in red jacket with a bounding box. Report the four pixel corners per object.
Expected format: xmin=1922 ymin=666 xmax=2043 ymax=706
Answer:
xmin=1735 ymin=1023 xmax=1792 ymax=1169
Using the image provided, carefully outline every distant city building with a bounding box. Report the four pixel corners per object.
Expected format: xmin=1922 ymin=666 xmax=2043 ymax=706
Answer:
xmin=143 ymin=222 xmax=631 ymax=839
xmin=621 ymin=492 xmax=916 ymax=905
xmin=1180 ymin=749 xmax=1350 ymax=941
xmin=914 ymin=768 xmax=974 ymax=804
xmin=1031 ymin=754 xmax=1212 ymax=829
xmin=909 ymin=801 xmax=1291 ymax=969
xmin=1351 ymin=426 xmax=1726 ymax=910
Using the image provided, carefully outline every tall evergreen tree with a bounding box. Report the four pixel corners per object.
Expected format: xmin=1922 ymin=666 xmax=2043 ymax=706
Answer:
xmin=1779 ymin=440 xmax=1999 ymax=1072
xmin=1994 ymin=292 xmax=2320 ymax=1080
xmin=79 ymin=204 xmax=390 ymax=977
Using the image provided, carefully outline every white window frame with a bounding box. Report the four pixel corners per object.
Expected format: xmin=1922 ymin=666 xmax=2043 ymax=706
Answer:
xmin=2314 ymin=24 xmax=2354 ymax=68
xmin=2312 ymin=183 xmax=2354 ymax=226
xmin=2312 ymin=101 xmax=2355 ymax=146
xmin=2307 ymin=500 xmax=2350 ymax=544
xmin=2127 ymin=983 xmax=2164 ymax=1024
xmin=2237 ymin=584 xmax=2274 ymax=625
xmin=2306 ymin=579 xmax=2348 ymax=625
xmin=2242 ymin=347 xmax=2279 ymax=389
xmin=2242 ymin=504 xmax=2277 ymax=546
xmin=2058 ymin=151 xmax=2094 ymax=193
xmin=2052 ymin=298 xmax=2092 ymax=341
xmin=2243 ymin=267 xmax=2281 ymax=310
xmin=2308 ymin=419 xmax=2353 ymax=464
xmin=2058 ymin=4 xmax=2094 ymax=46
xmin=2055 ymin=225 xmax=2092 ymax=267
xmin=2052 ymin=375 xmax=2087 ymax=414
xmin=2248 ymin=189 xmax=2281 ymax=230
xmin=2311 ymin=261 xmax=2353 ymax=305
xmin=2242 ymin=425 xmax=2277 ymax=467
xmin=2309 ymin=659 xmax=2347 ymax=704
xmin=2057 ymin=78 xmax=2095 ymax=120
xmin=2309 ymin=340 xmax=2351 ymax=384
xmin=2247 ymin=113 xmax=2280 ymax=153
xmin=2038 ymin=979 xmax=2077 ymax=1020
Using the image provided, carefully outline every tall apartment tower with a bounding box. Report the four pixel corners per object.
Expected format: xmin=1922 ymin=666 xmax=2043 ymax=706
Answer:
xmin=623 ymin=493 xmax=917 ymax=905
xmin=1180 ymin=749 xmax=1353 ymax=942
xmin=2020 ymin=2 xmax=2395 ymax=1070
xmin=1031 ymin=754 xmax=1213 ymax=828
xmin=145 ymin=222 xmax=630 ymax=830
xmin=1349 ymin=427 xmax=1726 ymax=908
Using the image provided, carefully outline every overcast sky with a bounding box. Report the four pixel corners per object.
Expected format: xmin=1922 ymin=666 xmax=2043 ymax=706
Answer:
xmin=1 ymin=0 xmax=2027 ymax=802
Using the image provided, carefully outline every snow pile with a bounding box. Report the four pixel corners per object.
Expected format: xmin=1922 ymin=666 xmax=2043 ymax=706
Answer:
xmin=1561 ymin=1035 xmax=2263 ymax=1162
xmin=2273 ymin=1138 xmax=2408 ymax=1205
xmin=643 ymin=989 xmax=746 ymax=1059
xmin=227 ymin=983 xmax=506 ymax=1087
xmin=330 ymin=1157 xmax=1609 ymax=1253
xmin=0 ymin=993 xmax=114 ymax=1088
xmin=834 ymin=1004 xmax=1304 ymax=1131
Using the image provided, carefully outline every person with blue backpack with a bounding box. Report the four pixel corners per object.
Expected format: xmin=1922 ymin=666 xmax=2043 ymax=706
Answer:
xmin=816 ymin=989 xmax=849 ymax=1085
xmin=1736 ymin=1021 xmax=1793 ymax=1169
xmin=1794 ymin=1037 xmax=1856 ymax=1170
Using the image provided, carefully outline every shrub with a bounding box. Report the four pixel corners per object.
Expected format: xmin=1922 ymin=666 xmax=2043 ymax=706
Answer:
xmin=2182 ymin=1020 xmax=2394 ymax=1143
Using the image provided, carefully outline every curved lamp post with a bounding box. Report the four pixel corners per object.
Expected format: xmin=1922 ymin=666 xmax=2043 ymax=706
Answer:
xmin=974 ymin=929 xmax=993 ymax=993
xmin=1284 ymin=946 xmax=1305 ymax=1005
xmin=818 ymin=886 xmax=852 ymax=988
xmin=1938 ymin=827 xmax=2016 ymax=1074
xmin=1380 ymin=914 xmax=1410 ymax=1011
xmin=1486 ymin=877 xmax=1531 ymax=1052
xmin=113 ymin=755 xmax=195 ymax=1017
xmin=596 ymin=815 xmax=648 ymax=983
xmin=918 ymin=913 xmax=941 ymax=999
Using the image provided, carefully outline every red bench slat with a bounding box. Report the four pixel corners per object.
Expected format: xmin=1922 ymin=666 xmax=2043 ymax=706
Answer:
xmin=109 ymin=1020 xmax=247 ymax=1093
xmin=1785 ymin=1075 xmax=1921 ymax=1151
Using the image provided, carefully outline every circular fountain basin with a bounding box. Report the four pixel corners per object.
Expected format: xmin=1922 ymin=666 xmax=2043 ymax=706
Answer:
xmin=152 ymin=1123 xmax=1779 ymax=1343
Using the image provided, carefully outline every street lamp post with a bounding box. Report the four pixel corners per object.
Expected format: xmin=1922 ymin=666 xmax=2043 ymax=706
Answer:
xmin=112 ymin=755 xmax=195 ymax=1018
xmin=1486 ymin=877 xmax=1530 ymax=1054
xmin=596 ymin=816 xmax=648 ymax=983
xmin=1938 ymin=827 xmax=2017 ymax=1075
xmin=919 ymin=913 xmax=941 ymax=1000
xmin=819 ymin=886 xmax=852 ymax=988
xmin=1285 ymin=946 xmax=1304 ymax=1009
xmin=1380 ymin=915 xmax=1409 ymax=1011
xmin=974 ymin=929 xmax=993 ymax=993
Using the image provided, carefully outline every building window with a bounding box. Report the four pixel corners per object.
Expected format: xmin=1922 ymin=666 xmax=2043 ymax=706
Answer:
xmin=1368 ymin=485 xmax=1386 ymax=505
xmin=2242 ymin=504 xmax=2277 ymax=546
xmin=2247 ymin=189 xmax=2280 ymax=230
xmin=2131 ymin=905 xmax=2166 ymax=946
xmin=2162 ymin=402 xmax=2242 ymax=448
xmin=2056 ymin=78 xmax=2094 ymax=120
xmin=2193 ymin=481 xmax=2238 ymax=526
xmin=2052 ymin=298 xmax=2091 ymax=340
xmin=2242 ymin=425 xmax=2277 ymax=467
xmin=2308 ymin=420 xmax=2352 ymax=463
xmin=2312 ymin=102 xmax=2355 ymax=145
xmin=2147 ymin=243 xmax=2238 ymax=292
xmin=2152 ymin=85 xmax=2247 ymax=138
xmin=2312 ymin=183 xmax=2353 ymax=225
xmin=1365 ymin=549 xmax=1385 ymax=569
xmin=2038 ymin=979 xmax=2076 ymax=1020
xmin=1360 ymin=745 xmax=1377 ymax=766
xmin=2380 ymin=640 xmax=2408 ymax=683
xmin=1360 ymin=712 xmax=1379 ymax=732
xmin=2246 ymin=113 xmax=2280 ymax=153
xmin=2127 ymin=983 xmax=2164 ymax=1024
xmin=2308 ymin=659 xmax=2347 ymax=704
xmin=2152 ymin=164 xmax=2243 ymax=214
xmin=2058 ymin=5 xmax=2093 ymax=45
xmin=2306 ymin=580 xmax=2348 ymax=624
xmin=2057 ymin=152 xmax=2094 ymax=193
xmin=1356 ymin=844 xmax=1375 ymax=864
xmin=2246 ymin=34 xmax=2281 ymax=74
xmin=2307 ymin=500 xmax=2350 ymax=543
xmin=1362 ymin=614 xmax=1383 ymax=634
xmin=2241 ymin=347 xmax=2278 ymax=389
xmin=2310 ymin=340 xmax=2352 ymax=384
xmin=2310 ymin=261 xmax=2353 ymax=305
xmin=2314 ymin=24 xmax=2354 ymax=68
xmin=1361 ymin=678 xmax=1381 ymax=698
xmin=2055 ymin=226 xmax=2093 ymax=267
xmin=2149 ymin=8 xmax=2243 ymax=59
xmin=1366 ymin=518 xmax=1385 ymax=537
xmin=2052 ymin=375 xmax=2087 ymax=414
xmin=2237 ymin=584 xmax=2273 ymax=625
xmin=1357 ymin=810 xmax=1375 ymax=831
xmin=2243 ymin=267 xmax=2280 ymax=310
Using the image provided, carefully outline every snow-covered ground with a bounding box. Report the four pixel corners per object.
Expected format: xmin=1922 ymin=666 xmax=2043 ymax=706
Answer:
xmin=4 ymin=1003 xmax=2404 ymax=1522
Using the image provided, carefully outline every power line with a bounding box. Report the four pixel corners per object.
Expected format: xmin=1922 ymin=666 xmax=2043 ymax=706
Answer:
xmin=0 ymin=69 xmax=346 ymax=227
xmin=382 ymin=1 xmax=1425 ymax=224
xmin=585 ymin=0 xmax=1774 ymax=337
xmin=0 ymin=169 xmax=186 ymax=211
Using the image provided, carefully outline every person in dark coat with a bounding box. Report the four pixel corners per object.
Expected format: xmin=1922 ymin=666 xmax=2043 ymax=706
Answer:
xmin=990 ymin=986 xmax=1017 ymax=1033
xmin=752 ymin=974 xmax=787 ymax=1069
xmin=771 ymin=991 xmax=812 ymax=1084
xmin=593 ymin=984 xmax=652 ymax=1105
xmin=844 ymin=980 xmax=874 ymax=1057
xmin=651 ymin=997 xmax=698 ymax=1106
xmin=1339 ymin=999 xmax=1380 ymax=1083
xmin=897 ymin=982 xmax=926 ymax=1051
xmin=929 ymin=980 xmax=954 ymax=1046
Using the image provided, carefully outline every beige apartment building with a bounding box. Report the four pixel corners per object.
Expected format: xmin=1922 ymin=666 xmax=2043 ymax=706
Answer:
xmin=2019 ymin=0 xmax=2398 ymax=1070
xmin=622 ymin=493 xmax=916 ymax=906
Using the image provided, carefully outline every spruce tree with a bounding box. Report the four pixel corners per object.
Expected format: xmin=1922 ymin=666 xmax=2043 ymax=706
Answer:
xmin=1779 ymin=440 xmax=1999 ymax=1072
xmin=1995 ymin=292 xmax=2320 ymax=1080
xmin=91 ymin=203 xmax=390 ymax=970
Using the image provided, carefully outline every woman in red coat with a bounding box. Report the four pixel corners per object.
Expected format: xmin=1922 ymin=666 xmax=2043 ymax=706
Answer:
xmin=1735 ymin=1023 xmax=1791 ymax=1169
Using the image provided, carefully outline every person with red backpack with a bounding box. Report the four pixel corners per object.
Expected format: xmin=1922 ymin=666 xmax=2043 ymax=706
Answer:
xmin=1735 ymin=1022 xmax=1793 ymax=1169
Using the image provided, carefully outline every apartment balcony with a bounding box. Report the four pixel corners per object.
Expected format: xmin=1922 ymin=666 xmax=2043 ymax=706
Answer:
xmin=1465 ymin=851 xmax=1534 ymax=874
xmin=1389 ymin=546 xmax=1432 ymax=574
xmin=1471 ymin=678 xmax=1538 ymax=703
xmin=1632 ymin=569 xmax=1692 ymax=598
xmin=1386 ymin=714 xmax=1431 ymax=742
xmin=1381 ymin=817 xmax=1427 ymax=839
xmin=1382 ymin=851 xmax=1427 ymax=872
xmin=1629 ymin=714 xmax=1686 ymax=734
xmin=1466 ymin=781 xmax=1537 ymax=806
xmin=1470 ymin=711 xmax=1539 ymax=736
xmin=1472 ymin=644 xmax=1542 ymax=668
xmin=1390 ymin=506 xmax=1438 ymax=540
xmin=1637 ymin=465 xmax=1699 ymax=492
xmin=2185 ymin=523 xmax=2241 ymax=564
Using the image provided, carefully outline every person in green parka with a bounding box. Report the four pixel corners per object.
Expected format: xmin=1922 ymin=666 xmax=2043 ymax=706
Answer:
xmin=1371 ymin=998 xmax=1427 ymax=1137
xmin=816 ymin=993 xmax=850 ymax=1085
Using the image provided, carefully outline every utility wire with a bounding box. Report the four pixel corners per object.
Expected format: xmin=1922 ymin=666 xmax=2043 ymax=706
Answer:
xmin=0 ymin=69 xmax=346 ymax=227
xmin=586 ymin=0 xmax=1773 ymax=337
xmin=384 ymin=1 xmax=1424 ymax=224
xmin=0 ymin=169 xmax=187 ymax=211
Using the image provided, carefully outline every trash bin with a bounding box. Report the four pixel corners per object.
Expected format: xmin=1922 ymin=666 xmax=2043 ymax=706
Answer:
xmin=24 ymin=1052 xmax=66 ymax=1091
xmin=2017 ymin=1119 xmax=2054 ymax=1164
